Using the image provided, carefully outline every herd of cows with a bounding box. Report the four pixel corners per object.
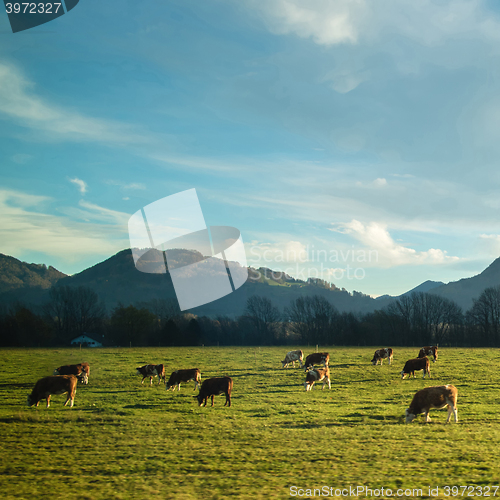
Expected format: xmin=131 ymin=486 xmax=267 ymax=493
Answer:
xmin=281 ymin=345 xmax=458 ymax=424
xmin=26 ymin=345 xmax=458 ymax=424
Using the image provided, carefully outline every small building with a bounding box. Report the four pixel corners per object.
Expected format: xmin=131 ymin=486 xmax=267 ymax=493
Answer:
xmin=71 ymin=334 xmax=102 ymax=348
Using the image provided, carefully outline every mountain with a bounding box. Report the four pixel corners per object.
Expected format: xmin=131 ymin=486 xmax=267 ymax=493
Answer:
xmin=0 ymin=249 xmax=389 ymax=316
xmin=3 ymin=249 xmax=500 ymax=316
xmin=402 ymin=280 xmax=445 ymax=295
xmin=429 ymin=258 xmax=500 ymax=311
xmin=0 ymin=253 xmax=66 ymax=303
xmin=375 ymin=280 xmax=444 ymax=301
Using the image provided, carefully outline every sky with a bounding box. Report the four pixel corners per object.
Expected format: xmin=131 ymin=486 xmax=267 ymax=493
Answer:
xmin=2 ymin=0 xmax=500 ymax=298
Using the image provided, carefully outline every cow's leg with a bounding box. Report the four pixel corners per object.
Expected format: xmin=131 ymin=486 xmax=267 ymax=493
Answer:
xmin=141 ymin=377 xmax=146 ymax=384
xmin=327 ymin=378 xmax=331 ymax=390
xmin=46 ymin=395 xmax=51 ymax=408
xmin=150 ymin=377 xmax=153 ymax=386
xmin=424 ymin=411 xmax=431 ymax=422
xmin=226 ymin=393 xmax=231 ymax=407
xmin=211 ymin=395 xmax=215 ymax=407
xmin=177 ymin=384 xmax=181 ymax=392
xmin=446 ymin=406 xmax=453 ymax=423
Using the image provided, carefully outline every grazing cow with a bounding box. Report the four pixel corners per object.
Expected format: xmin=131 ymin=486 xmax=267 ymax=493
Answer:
xmin=27 ymin=375 xmax=77 ymax=408
xmin=281 ymin=350 xmax=304 ymax=368
xmin=405 ymin=385 xmax=458 ymax=423
xmin=304 ymin=367 xmax=331 ymax=391
xmin=136 ymin=364 xmax=166 ymax=385
xmin=53 ymin=362 xmax=90 ymax=385
xmin=401 ymin=357 xmax=431 ymax=379
xmin=304 ymin=352 xmax=330 ymax=371
xmin=166 ymin=368 xmax=201 ymax=391
xmin=195 ymin=377 xmax=233 ymax=407
xmin=371 ymin=348 xmax=393 ymax=366
xmin=418 ymin=345 xmax=438 ymax=363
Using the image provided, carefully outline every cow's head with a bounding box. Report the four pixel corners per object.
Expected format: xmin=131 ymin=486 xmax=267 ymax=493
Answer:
xmin=371 ymin=357 xmax=377 ymax=365
xmin=27 ymin=394 xmax=35 ymax=407
xmin=194 ymin=394 xmax=203 ymax=406
xmin=53 ymin=369 xmax=60 ymax=376
xmin=405 ymin=409 xmax=416 ymax=423
xmin=78 ymin=373 xmax=89 ymax=385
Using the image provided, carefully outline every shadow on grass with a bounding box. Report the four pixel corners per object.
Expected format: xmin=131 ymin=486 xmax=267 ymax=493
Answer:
xmin=282 ymin=414 xmax=403 ymax=428
xmin=0 ymin=383 xmax=33 ymax=389
xmin=331 ymin=363 xmax=361 ymax=369
xmin=122 ymin=404 xmax=162 ymax=409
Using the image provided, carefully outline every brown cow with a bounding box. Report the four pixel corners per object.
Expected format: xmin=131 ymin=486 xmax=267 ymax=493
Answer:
xmin=136 ymin=364 xmax=166 ymax=385
xmin=195 ymin=377 xmax=233 ymax=407
xmin=405 ymin=385 xmax=458 ymax=423
xmin=401 ymin=357 xmax=431 ymax=379
xmin=282 ymin=350 xmax=304 ymax=368
xmin=166 ymin=368 xmax=201 ymax=391
xmin=304 ymin=352 xmax=330 ymax=371
xmin=27 ymin=375 xmax=77 ymax=408
xmin=418 ymin=346 xmax=438 ymax=363
xmin=54 ymin=362 xmax=90 ymax=384
xmin=371 ymin=348 xmax=393 ymax=366
xmin=304 ymin=367 xmax=331 ymax=391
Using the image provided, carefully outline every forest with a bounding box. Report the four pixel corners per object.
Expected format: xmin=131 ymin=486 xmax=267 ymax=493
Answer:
xmin=2 ymin=283 xmax=500 ymax=348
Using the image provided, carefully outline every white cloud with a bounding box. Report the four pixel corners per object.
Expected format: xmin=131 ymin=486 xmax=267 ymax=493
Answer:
xmin=246 ymin=239 xmax=309 ymax=266
xmin=0 ymin=62 xmax=149 ymax=145
xmin=69 ymin=177 xmax=87 ymax=194
xmin=247 ymin=0 xmax=364 ymax=46
xmin=247 ymin=0 xmax=500 ymax=48
xmin=76 ymin=200 xmax=130 ymax=225
xmin=331 ymin=219 xmax=460 ymax=267
xmin=105 ymin=180 xmax=147 ymax=190
xmin=0 ymin=189 xmax=129 ymax=264
xmin=356 ymin=178 xmax=388 ymax=188
xmin=12 ymin=153 xmax=32 ymax=164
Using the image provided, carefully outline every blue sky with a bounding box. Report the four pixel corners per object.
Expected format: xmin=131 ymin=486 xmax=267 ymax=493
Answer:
xmin=2 ymin=0 xmax=500 ymax=297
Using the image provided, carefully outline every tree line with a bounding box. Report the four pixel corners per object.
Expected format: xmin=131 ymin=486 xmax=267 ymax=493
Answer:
xmin=2 ymin=284 xmax=500 ymax=347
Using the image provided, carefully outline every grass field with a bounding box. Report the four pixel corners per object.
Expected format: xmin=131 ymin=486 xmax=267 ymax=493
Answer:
xmin=1 ymin=346 xmax=500 ymax=500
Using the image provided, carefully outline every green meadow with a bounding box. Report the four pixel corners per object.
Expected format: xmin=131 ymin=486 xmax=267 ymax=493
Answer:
xmin=1 ymin=347 xmax=500 ymax=500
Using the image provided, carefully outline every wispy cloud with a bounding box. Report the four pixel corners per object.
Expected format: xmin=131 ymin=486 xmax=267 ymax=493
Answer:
xmin=0 ymin=62 xmax=150 ymax=145
xmin=69 ymin=177 xmax=87 ymax=194
xmin=0 ymin=189 xmax=128 ymax=265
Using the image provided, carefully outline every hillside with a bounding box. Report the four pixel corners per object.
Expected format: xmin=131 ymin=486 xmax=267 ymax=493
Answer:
xmin=4 ymin=249 xmax=500 ymax=316
xmin=0 ymin=249 xmax=389 ymax=316
xmin=430 ymin=258 xmax=500 ymax=310
xmin=0 ymin=253 xmax=66 ymax=296
xmin=376 ymin=280 xmax=445 ymax=301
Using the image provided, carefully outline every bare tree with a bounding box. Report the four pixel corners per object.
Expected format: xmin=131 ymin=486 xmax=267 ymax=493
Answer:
xmin=244 ymin=296 xmax=281 ymax=345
